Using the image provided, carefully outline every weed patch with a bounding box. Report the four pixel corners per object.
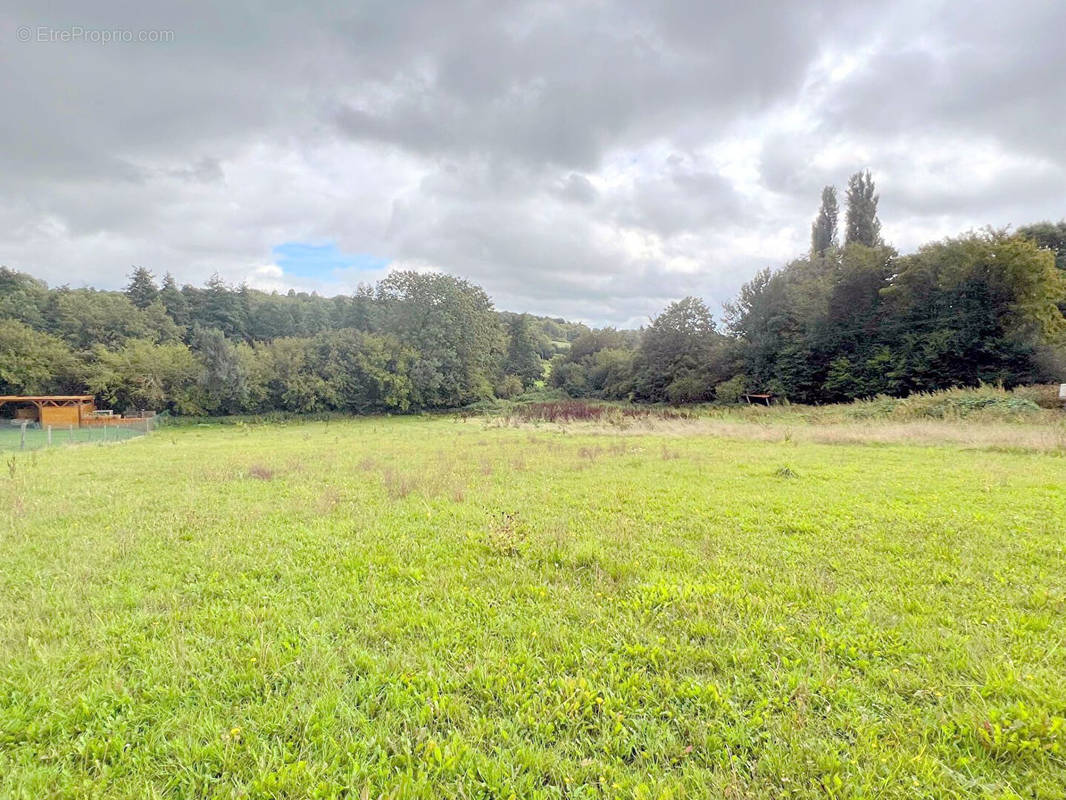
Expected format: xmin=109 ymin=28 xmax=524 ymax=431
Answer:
xmin=484 ymin=511 xmax=529 ymax=556
xmin=247 ymin=463 xmax=275 ymax=480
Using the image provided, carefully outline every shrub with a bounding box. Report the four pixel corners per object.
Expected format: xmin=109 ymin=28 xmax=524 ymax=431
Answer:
xmin=845 ymin=385 xmax=1045 ymax=421
xmin=550 ymin=361 xmax=590 ymax=398
xmin=665 ymin=374 xmax=708 ymax=404
xmin=714 ymin=375 xmax=747 ymax=405
xmin=891 ymin=386 xmax=1041 ymax=420
xmin=1010 ymin=383 xmax=1063 ymax=409
xmin=495 ymin=374 xmax=524 ymax=400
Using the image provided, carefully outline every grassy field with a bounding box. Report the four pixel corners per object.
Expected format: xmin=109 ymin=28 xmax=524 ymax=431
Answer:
xmin=1 ymin=414 xmax=1064 ymax=798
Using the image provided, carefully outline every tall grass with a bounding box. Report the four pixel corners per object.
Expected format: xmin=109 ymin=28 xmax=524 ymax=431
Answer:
xmin=486 ymin=386 xmax=1065 ymax=451
xmin=505 ymin=400 xmax=698 ymax=425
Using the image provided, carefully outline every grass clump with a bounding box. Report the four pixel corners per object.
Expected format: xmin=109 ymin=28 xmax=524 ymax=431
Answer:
xmin=246 ymin=463 xmax=275 ymax=480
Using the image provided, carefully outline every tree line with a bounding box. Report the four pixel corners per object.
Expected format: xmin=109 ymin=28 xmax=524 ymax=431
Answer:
xmin=1 ymin=171 xmax=1064 ymax=414
xmin=550 ymin=172 xmax=1066 ymax=403
xmin=0 ymin=268 xmax=585 ymax=415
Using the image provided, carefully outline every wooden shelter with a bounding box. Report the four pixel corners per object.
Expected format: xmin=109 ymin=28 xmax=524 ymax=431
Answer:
xmin=0 ymin=396 xmax=96 ymax=428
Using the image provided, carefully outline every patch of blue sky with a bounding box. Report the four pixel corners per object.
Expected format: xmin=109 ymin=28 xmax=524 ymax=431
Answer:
xmin=272 ymin=241 xmax=389 ymax=279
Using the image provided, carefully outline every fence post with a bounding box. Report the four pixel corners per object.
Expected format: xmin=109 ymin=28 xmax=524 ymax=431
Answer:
xmin=47 ymin=425 xmax=52 ymax=446
xmin=69 ymin=425 xmax=73 ymax=443
xmin=20 ymin=421 xmax=27 ymax=450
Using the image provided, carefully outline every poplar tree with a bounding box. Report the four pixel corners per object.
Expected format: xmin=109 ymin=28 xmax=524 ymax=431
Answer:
xmin=845 ymin=170 xmax=882 ymax=247
xmin=810 ymin=186 xmax=839 ymax=256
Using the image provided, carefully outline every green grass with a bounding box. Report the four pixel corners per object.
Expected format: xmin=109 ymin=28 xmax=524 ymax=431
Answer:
xmin=1 ymin=416 xmax=1064 ymax=798
xmin=0 ymin=424 xmax=147 ymax=452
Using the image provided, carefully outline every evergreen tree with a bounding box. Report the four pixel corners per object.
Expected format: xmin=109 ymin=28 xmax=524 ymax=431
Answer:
xmin=201 ymin=274 xmax=247 ymax=340
xmin=845 ymin=170 xmax=882 ymax=247
xmin=158 ymin=273 xmax=189 ymax=329
xmin=124 ymin=267 xmax=158 ymax=309
xmin=810 ymin=186 xmax=839 ymax=256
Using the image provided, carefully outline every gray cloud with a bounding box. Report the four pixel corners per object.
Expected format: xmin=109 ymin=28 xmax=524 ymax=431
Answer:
xmin=557 ymin=173 xmax=598 ymax=205
xmin=820 ymin=3 xmax=1066 ymax=164
xmin=0 ymin=0 xmax=1063 ymax=326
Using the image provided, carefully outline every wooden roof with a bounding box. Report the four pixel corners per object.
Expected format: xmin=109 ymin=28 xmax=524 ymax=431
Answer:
xmin=0 ymin=395 xmax=94 ymax=404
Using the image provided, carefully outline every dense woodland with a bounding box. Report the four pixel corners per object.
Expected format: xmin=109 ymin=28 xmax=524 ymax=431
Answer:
xmin=1 ymin=171 xmax=1064 ymax=415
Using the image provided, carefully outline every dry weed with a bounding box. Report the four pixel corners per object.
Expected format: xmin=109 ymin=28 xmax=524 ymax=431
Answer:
xmin=382 ymin=468 xmax=416 ymax=499
xmin=503 ymin=416 xmax=1066 ymax=452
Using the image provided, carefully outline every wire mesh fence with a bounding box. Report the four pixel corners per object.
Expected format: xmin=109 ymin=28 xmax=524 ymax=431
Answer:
xmin=0 ymin=417 xmax=157 ymax=452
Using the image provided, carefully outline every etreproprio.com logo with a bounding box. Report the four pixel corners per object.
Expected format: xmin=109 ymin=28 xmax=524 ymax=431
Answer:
xmin=16 ymin=25 xmax=175 ymax=44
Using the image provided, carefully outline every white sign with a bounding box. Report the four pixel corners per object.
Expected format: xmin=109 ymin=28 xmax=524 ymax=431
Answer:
xmin=1059 ymin=384 xmax=1066 ymax=400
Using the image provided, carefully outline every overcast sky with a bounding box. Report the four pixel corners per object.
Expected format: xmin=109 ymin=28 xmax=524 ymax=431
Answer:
xmin=1 ymin=2 xmax=1064 ymax=326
